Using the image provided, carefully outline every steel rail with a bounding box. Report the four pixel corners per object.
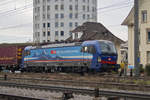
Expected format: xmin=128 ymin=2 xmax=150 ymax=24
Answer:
xmin=0 ymin=75 xmax=148 ymax=82
xmin=0 ymin=93 xmax=45 ymax=100
xmin=0 ymin=81 xmax=150 ymax=99
xmin=0 ymin=77 xmax=150 ymax=90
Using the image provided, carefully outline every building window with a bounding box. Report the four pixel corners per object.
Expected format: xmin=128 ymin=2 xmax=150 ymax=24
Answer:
xmin=75 ymin=0 xmax=78 ymax=2
xmin=47 ymin=5 xmax=50 ymax=11
xmin=35 ymin=0 xmax=38 ymax=4
xmin=69 ymin=22 xmax=73 ymax=27
xmin=69 ymin=5 xmax=73 ymax=11
xmin=48 ymin=31 xmax=50 ymax=36
xmin=55 ymin=14 xmax=59 ymax=19
xmin=92 ymin=7 xmax=95 ymax=12
xmin=55 ymin=5 xmax=58 ymax=10
xmin=43 ymin=0 xmax=46 ymax=3
xmin=34 ymin=8 xmax=37 ymax=13
xmin=83 ymin=5 xmax=85 ymax=11
xmin=37 ymin=7 xmax=40 ymax=12
xmin=75 ymin=22 xmax=78 ymax=27
xmin=83 ymin=14 xmax=85 ymax=19
xmin=75 ymin=13 xmax=78 ymax=19
xmin=92 ymin=0 xmax=95 ymax=4
xmin=60 ymin=4 xmax=64 ymax=10
xmin=43 ymin=14 xmax=46 ymax=20
xmin=47 ymin=14 xmax=50 ymax=19
xmin=69 ymin=32 xmax=72 ymax=36
xmin=47 ymin=23 xmax=50 ymax=27
xmin=43 ymin=32 xmax=46 ymax=37
xmin=148 ymin=30 xmax=150 ymax=42
xmin=43 ymin=6 xmax=46 ymax=12
xmin=75 ymin=33 xmax=78 ymax=39
xmin=37 ymin=24 xmax=40 ymax=28
xmin=61 ymin=31 xmax=64 ymax=36
xmin=75 ymin=5 xmax=78 ymax=11
xmin=55 ymin=31 xmax=59 ymax=36
xmin=38 ymin=32 xmax=40 ymax=37
xmin=61 ymin=22 xmax=64 ymax=27
xmin=60 ymin=13 xmax=64 ymax=18
xmin=147 ymin=51 xmax=150 ymax=64
xmin=141 ymin=10 xmax=147 ymax=23
xmin=43 ymin=23 xmax=45 ymax=28
xmin=55 ymin=22 xmax=59 ymax=27
xmin=69 ymin=13 xmax=73 ymax=19
xmin=87 ymin=6 xmax=89 ymax=12
xmin=87 ymin=14 xmax=90 ymax=19
xmin=38 ymin=0 xmax=40 ymax=3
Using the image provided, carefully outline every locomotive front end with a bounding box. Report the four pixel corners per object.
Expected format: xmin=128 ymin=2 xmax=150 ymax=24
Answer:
xmin=98 ymin=40 xmax=118 ymax=72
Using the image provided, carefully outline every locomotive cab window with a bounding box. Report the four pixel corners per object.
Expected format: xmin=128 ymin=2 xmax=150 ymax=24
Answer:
xmin=81 ymin=46 xmax=87 ymax=52
xmin=24 ymin=50 xmax=31 ymax=56
xmin=81 ymin=46 xmax=96 ymax=54
xmin=99 ymin=41 xmax=117 ymax=55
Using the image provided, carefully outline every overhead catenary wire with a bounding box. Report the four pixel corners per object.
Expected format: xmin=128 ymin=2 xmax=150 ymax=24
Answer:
xmin=0 ymin=3 xmax=32 ymax=16
xmin=0 ymin=1 xmax=133 ymax=29
xmin=0 ymin=0 xmax=133 ymax=17
xmin=0 ymin=0 xmax=132 ymax=43
xmin=0 ymin=3 xmax=132 ymax=30
xmin=0 ymin=0 xmax=133 ymax=42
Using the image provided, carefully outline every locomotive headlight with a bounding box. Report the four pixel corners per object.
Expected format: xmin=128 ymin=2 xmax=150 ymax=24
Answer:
xmin=98 ymin=57 xmax=101 ymax=62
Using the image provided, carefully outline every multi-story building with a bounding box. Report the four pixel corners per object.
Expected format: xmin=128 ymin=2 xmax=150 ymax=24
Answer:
xmin=122 ymin=0 xmax=150 ymax=67
xmin=33 ymin=0 xmax=97 ymax=43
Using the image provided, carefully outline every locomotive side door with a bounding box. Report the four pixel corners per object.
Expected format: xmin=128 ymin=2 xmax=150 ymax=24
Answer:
xmin=81 ymin=46 xmax=88 ymax=67
xmin=88 ymin=46 xmax=99 ymax=70
xmin=81 ymin=46 xmax=94 ymax=68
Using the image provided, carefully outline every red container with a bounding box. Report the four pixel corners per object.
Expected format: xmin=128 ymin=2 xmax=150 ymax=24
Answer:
xmin=0 ymin=46 xmax=24 ymax=67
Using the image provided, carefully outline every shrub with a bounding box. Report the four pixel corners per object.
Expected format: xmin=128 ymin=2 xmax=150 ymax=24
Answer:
xmin=145 ymin=64 xmax=150 ymax=76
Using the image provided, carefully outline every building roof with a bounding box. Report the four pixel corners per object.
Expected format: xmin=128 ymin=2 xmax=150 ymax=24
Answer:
xmin=122 ymin=7 xmax=134 ymax=26
xmin=67 ymin=22 xmax=125 ymax=44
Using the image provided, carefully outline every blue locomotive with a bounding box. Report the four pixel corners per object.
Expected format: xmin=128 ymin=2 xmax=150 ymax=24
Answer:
xmin=21 ymin=40 xmax=118 ymax=72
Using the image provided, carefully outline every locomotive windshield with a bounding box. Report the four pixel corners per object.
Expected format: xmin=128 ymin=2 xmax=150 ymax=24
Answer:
xmin=99 ymin=41 xmax=117 ymax=55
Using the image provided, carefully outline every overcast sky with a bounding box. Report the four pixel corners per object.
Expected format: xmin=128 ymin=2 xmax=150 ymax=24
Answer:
xmin=0 ymin=0 xmax=133 ymax=43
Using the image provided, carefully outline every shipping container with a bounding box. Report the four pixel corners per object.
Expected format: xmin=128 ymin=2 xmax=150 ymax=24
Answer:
xmin=0 ymin=45 xmax=25 ymax=70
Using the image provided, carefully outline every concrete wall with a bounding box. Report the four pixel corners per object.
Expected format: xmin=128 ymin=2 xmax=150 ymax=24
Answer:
xmin=127 ymin=0 xmax=150 ymax=67
xmin=116 ymin=43 xmax=121 ymax=64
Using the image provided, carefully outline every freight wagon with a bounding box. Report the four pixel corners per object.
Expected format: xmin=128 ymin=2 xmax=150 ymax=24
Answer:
xmin=0 ymin=45 xmax=25 ymax=71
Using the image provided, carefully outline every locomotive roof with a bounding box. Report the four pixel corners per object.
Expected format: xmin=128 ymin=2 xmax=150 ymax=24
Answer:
xmin=82 ymin=40 xmax=113 ymax=46
xmin=24 ymin=40 xmax=113 ymax=50
xmin=25 ymin=42 xmax=81 ymax=50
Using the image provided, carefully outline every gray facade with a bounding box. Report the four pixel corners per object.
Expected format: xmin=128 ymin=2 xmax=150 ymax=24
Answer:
xmin=33 ymin=0 xmax=97 ymax=43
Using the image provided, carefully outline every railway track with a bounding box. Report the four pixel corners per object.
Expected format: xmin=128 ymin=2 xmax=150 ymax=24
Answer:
xmin=0 ymin=93 xmax=45 ymax=100
xmin=0 ymin=76 xmax=150 ymax=91
xmin=0 ymin=81 xmax=150 ymax=99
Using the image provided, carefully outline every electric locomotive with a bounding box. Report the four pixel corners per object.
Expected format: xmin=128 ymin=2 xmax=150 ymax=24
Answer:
xmin=21 ymin=40 xmax=118 ymax=72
